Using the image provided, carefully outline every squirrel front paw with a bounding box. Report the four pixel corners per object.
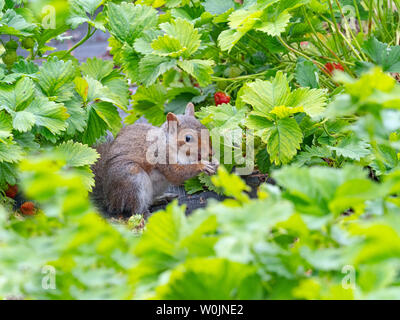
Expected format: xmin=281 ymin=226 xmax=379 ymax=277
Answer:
xmin=202 ymin=160 xmax=219 ymax=176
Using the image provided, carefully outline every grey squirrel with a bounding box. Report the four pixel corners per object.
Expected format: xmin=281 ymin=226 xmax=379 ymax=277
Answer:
xmin=91 ymin=103 xmax=219 ymax=217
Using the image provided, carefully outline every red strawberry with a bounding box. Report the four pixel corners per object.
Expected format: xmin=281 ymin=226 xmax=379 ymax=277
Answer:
xmin=5 ymin=184 xmax=18 ymax=199
xmin=20 ymin=202 xmax=36 ymax=216
xmin=214 ymin=92 xmax=231 ymax=106
xmin=325 ymin=62 xmax=344 ymax=75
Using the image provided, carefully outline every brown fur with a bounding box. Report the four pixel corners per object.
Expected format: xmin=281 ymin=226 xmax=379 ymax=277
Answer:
xmin=91 ymin=103 xmax=218 ymax=217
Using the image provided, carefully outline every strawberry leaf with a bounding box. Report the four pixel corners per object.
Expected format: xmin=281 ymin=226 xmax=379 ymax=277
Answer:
xmin=362 ymin=37 xmax=400 ymax=73
xmin=56 ymin=140 xmax=99 ymax=167
xmin=264 ymin=117 xmax=303 ymax=165
xmin=106 ymin=2 xmax=158 ymax=45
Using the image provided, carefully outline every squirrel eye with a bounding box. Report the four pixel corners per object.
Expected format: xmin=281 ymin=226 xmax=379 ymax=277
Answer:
xmin=185 ymin=135 xmax=193 ymax=143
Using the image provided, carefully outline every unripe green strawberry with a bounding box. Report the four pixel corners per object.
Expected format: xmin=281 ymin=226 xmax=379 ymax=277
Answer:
xmin=2 ymin=50 xmax=17 ymax=66
xmin=216 ymin=80 xmax=228 ymax=91
xmin=227 ymin=66 xmax=243 ymax=78
xmin=5 ymin=40 xmax=18 ymax=50
xmin=22 ymin=37 xmax=35 ymax=49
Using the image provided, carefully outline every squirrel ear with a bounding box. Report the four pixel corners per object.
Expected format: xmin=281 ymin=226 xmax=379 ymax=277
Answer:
xmin=167 ymin=112 xmax=179 ymax=124
xmin=185 ymin=103 xmax=195 ymax=117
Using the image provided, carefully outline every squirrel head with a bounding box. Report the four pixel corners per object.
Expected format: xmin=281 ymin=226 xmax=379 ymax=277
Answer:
xmin=162 ymin=103 xmax=214 ymax=164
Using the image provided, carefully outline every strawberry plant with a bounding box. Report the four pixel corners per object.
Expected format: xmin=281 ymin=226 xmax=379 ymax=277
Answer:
xmin=1 ymin=0 xmax=400 ymax=300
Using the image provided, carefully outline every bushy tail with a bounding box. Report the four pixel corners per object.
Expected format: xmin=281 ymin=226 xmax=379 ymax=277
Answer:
xmin=91 ymin=136 xmax=114 ymax=215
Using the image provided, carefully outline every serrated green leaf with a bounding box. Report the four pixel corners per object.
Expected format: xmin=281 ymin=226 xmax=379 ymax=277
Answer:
xmin=0 ymin=9 xmax=37 ymax=36
xmin=64 ymin=93 xmax=87 ymax=135
xmin=228 ymin=6 xmax=263 ymax=31
xmin=184 ymin=177 xmax=204 ymax=195
xmin=119 ymin=45 xmax=141 ymax=83
xmin=158 ymin=18 xmax=201 ymax=58
xmin=203 ymin=0 xmax=234 ymax=15
xmin=211 ymin=166 xmax=250 ymax=201
xmin=0 ymin=111 xmax=12 ymax=139
xmin=196 ymin=103 xmax=246 ymax=133
xmin=199 ymin=173 xmax=220 ymax=194
xmin=92 ymin=102 xmax=122 ymax=135
xmin=273 ymin=165 xmax=368 ymax=216
xmin=24 ymin=97 xmax=69 ymax=134
xmin=151 ymin=34 xmax=187 ymax=57
xmin=362 ymin=37 xmax=400 ymax=73
xmin=127 ymin=83 xmax=167 ymax=126
xmin=0 ymin=161 xmax=17 ymax=187
xmin=13 ymin=131 xmax=40 ymax=151
xmin=0 ymin=77 xmax=35 ymax=111
xmin=11 ymin=60 xmax=39 ymax=75
xmin=68 ymin=0 xmax=104 ymax=28
xmin=72 ymin=0 xmax=103 ymax=15
xmin=294 ymin=145 xmax=332 ymax=166
xmin=107 ymin=2 xmax=158 ymax=44
xmin=134 ymin=202 xmax=217 ymax=276
xmin=329 ymin=138 xmax=370 ymax=161
xmin=56 ymin=141 xmax=99 ymax=167
xmin=264 ymin=117 xmax=303 ymax=165
xmin=242 ymin=73 xmax=290 ymax=115
xmin=295 ymin=58 xmax=319 ymax=89
xmin=37 ymin=58 xmax=77 ymax=102
xmin=13 ymin=110 xmax=36 ymax=132
xmin=217 ymin=29 xmax=244 ymax=52
xmin=245 ymin=114 xmax=273 ymax=134
xmin=217 ymin=1 xmax=280 ymax=52
xmin=286 ymin=88 xmax=327 ymax=118
xmin=82 ymin=101 xmax=121 ymax=146
xmin=217 ymin=7 xmax=261 ymax=52
xmin=85 ymin=76 xmax=126 ymax=110
xmin=0 ymin=140 xmax=23 ymax=163
xmin=82 ymin=109 xmax=107 ymax=146
xmin=101 ymin=75 xmax=130 ymax=109
xmin=80 ymin=57 xmax=114 ymax=81
xmin=74 ymin=77 xmax=89 ymax=101
xmin=165 ymin=88 xmax=199 ymax=114
xmin=242 ymin=72 xmax=327 ymax=118
xmin=269 ymin=105 xmax=304 ymax=119
xmin=134 ymin=29 xmax=164 ymax=55
xmin=256 ymin=10 xmax=291 ymax=36
xmin=178 ymin=59 xmax=214 ymax=87
xmin=255 ymin=148 xmax=271 ymax=173
xmin=155 ymin=258 xmax=262 ymax=300
xmin=139 ymin=55 xmax=177 ymax=86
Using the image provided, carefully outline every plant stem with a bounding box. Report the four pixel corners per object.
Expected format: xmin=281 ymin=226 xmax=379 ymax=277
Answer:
xmin=319 ymin=13 xmax=363 ymax=62
xmin=353 ymin=0 xmax=364 ymax=35
xmin=334 ymin=0 xmax=368 ymax=60
xmin=302 ymin=7 xmax=329 ymax=56
xmin=211 ymin=70 xmax=269 ymax=82
xmin=394 ymin=0 xmax=400 ymax=44
xmin=277 ymin=36 xmax=334 ymax=79
xmin=328 ymin=0 xmax=349 ymax=60
xmin=367 ymin=0 xmax=373 ymax=37
xmin=222 ymin=51 xmax=255 ymax=73
xmin=302 ymin=7 xmax=351 ymax=71
xmin=246 ymin=33 xmax=281 ymax=63
xmin=62 ymin=25 xmax=95 ymax=59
